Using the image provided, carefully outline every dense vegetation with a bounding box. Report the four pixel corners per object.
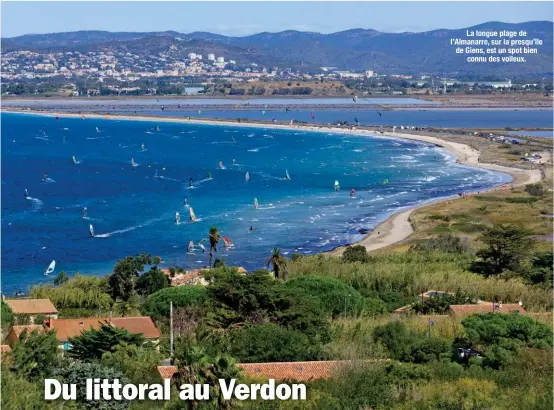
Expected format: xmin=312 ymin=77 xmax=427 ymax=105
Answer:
xmin=2 ymin=218 xmax=552 ymax=409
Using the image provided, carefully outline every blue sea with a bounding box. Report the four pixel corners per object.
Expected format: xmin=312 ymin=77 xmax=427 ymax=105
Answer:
xmin=1 ymin=112 xmax=510 ymax=294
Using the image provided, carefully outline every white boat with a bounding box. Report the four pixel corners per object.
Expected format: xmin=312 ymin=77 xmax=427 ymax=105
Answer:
xmin=89 ymin=224 xmax=95 ymax=237
xmin=285 ymin=169 xmax=291 ymax=180
xmin=187 ymin=240 xmax=195 ymax=253
xmin=245 ymin=172 xmax=250 ymax=182
xmin=44 ymin=260 xmax=56 ymax=275
xmin=189 ymin=207 xmax=197 ymax=221
xmin=334 ymin=180 xmax=340 ymax=191
xmin=175 ymin=212 xmax=181 ymax=224
xmin=254 ymin=197 xmax=259 ymax=209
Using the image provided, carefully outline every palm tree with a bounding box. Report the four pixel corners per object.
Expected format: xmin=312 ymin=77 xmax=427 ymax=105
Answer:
xmin=208 ymin=226 xmax=221 ymax=268
xmin=266 ymin=247 xmax=288 ymax=280
xmin=174 ymin=343 xmax=212 ymax=410
xmin=209 ymin=353 xmax=242 ymax=409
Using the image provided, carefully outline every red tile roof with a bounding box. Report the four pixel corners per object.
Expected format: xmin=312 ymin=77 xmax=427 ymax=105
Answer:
xmin=4 ymin=298 xmax=57 ymax=314
xmin=46 ymin=317 xmax=160 ymax=342
xmin=9 ymin=325 xmax=45 ymax=339
xmin=158 ymin=360 xmax=384 ymax=382
xmin=0 ymin=345 xmax=12 ymax=352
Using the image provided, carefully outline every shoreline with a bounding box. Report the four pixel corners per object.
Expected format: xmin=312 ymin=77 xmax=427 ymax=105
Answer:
xmin=4 ymin=109 xmax=543 ymax=256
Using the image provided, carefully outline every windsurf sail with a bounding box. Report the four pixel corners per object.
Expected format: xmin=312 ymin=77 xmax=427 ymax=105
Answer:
xmin=223 ymin=237 xmax=233 ymax=248
xmin=131 ymin=158 xmax=138 ymax=167
xmin=82 ymin=207 xmax=87 ymax=218
xmin=154 ymin=169 xmax=159 ymax=178
xmin=245 ymin=172 xmax=250 ymax=182
xmin=254 ymin=198 xmax=259 ymax=209
xmin=156 ymin=126 xmax=160 ymax=132
xmin=89 ymin=224 xmax=95 ymax=237
xmin=187 ymin=240 xmax=195 ymax=253
xmin=261 ymin=110 xmax=266 ymax=116
xmin=72 ymin=155 xmax=78 ymax=164
xmin=350 ymin=189 xmax=356 ymax=197
xmin=96 ymin=127 xmax=100 ymax=133
xmin=198 ymin=243 xmax=207 ymax=253
xmin=189 ymin=207 xmax=197 ymax=221
xmin=383 ymin=179 xmax=389 ymax=185
xmin=24 ymin=189 xmax=29 ymax=198
xmin=44 ymin=260 xmax=56 ymax=275
xmin=334 ymin=180 xmax=340 ymax=191
xmin=183 ymin=197 xmax=189 ymax=206
xmin=232 ymin=137 xmax=237 ymax=143
xmin=141 ymin=143 xmax=145 ymax=151
xmin=208 ymin=172 xmax=212 ymax=180
xmin=176 ymin=212 xmax=181 ymax=224
xmin=218 ymin=161 xmax=224 ymax=169
xmin=285 ymin=170 xmax=291 ymax=180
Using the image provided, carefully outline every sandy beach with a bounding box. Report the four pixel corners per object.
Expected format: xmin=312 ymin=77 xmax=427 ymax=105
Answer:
xmin=5 ymin=109 xmax=543 ymax=255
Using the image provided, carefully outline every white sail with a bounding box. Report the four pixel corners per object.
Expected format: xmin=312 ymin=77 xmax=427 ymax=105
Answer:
xmin=245 ymin=172 xmax=250 ymax=182
xmin=24 ymin=189 xmax=29 ymax=198
xmin=156 ymin=126 xmax=160 ymax=132
xmin=89 ymin=223 xmax=95 ymax=237
xmin=175 ymin=212 xmax=180 ymax=224
xmin=189 ymin=207 xmax=197 ymax=221
xmin=72 ymin=155 xmax=77 ymax=164
xmin=44 ymin=260 xmax=56 ymax=275
xmin=141 ymin=143 xmax=145 ymax=151
xmin=82 ymin=207 xmax=87 ymax=218
xmin=334 ymin=180 xmax=340 ymax=191
xmin=285 ymin=169 xmax=291 ymax=180
xmin=131 ymin=158 xmax=138 ymax=167
xmin=199 ymin=243 xmax=207 ymax=253
xmin=254 ymin=197 xmax=259 ymax=209
xmin=187 ymin=240 xmax=195 ymax=253
xmin=96 ymin=127 xmax=100 ymax=133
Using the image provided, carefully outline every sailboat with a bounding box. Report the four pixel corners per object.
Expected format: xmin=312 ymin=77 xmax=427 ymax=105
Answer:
xmin=245 ymin=172 xmax=250 ymax=182
xmin=189 ymin=207 xmax=197 ymax=222
xmin=72 ymin=155 xmax=80 ymax=164
xmin=89 ymin=224 xmax=95 ymax=237
xmin=141 ymin=143 xmax=146 ymax=151
xmin=131 ymin=158 xmax=138 ymax=167
xmin=223 ymin=237 xmax=234 ymax=249
xmin=24 ymin=189 xmax=29 ymax=198
xmin=285 ymin=169 xmax=291 ymax=181
xmin=44 ymin=260 xmax=56 ymax=276
xmin=156 ymin=126 xmax=160 ymax=132
xmin=254 ymin=197 xmax=259 ymax=209
xmin=334 ymin=180 xmax=340 ymax=191
xmin=175 ymin=212 xmax=181 ymax=224
xmin=96 ymin=127 xmax=100 ymax=133
xmin=187 ymin=240 xmax=195 ymax=254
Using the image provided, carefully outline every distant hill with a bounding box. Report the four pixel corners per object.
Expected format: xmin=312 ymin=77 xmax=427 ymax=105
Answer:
xmin=3 ymin=21 xmax=553 ymax=75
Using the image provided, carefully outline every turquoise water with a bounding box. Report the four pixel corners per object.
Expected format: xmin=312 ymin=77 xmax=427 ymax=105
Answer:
xmin=1 ymin=112 xmax=509 ymax=294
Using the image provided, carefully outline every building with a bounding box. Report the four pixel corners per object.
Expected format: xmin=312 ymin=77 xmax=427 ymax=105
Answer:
xmin=187 ymin=53 xmax=197 ymax=60
xmin=365 ymin=70 xmax=374 ymax=78
xmin=158 ymin=360 xmax=385 ymax=382
xmin=6 ymin=325 xmax=45 ymax=346
xmin=44 ymin=317 xmax=160 ymax=350
xmin=216 ymin=57 xmax=225 ymax=63
xmin=207 ymin=54 xmax=215 ymax=61
xmin=4 ymin=298 xmax=58 ymax=323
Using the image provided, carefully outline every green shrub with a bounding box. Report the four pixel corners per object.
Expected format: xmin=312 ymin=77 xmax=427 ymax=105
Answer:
xmin=525 ymin=183 xmax=545 ymax=197
xmin=342 ymin=245 xmax=370 ymax=263
xmin=141 ymin=286 xmax=207 ymax=319
xmin=228 ymin=323 xmax=323 ymax=363
xmin=410 ymin=234 xmax=470 ymax=253
xmin=1 ymin=301 xmax=13 ymax=325
xmin=283 ymin=275 xmax=365 ymax=317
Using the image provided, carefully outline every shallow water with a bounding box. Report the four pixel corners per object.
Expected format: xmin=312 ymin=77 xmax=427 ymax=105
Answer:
xmin=1 ymin=112 xmax=510 ymax=294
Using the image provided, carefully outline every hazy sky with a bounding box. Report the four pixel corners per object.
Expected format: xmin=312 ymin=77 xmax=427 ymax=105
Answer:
xmin=2 ymin=1 xmax=552 ymax=37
